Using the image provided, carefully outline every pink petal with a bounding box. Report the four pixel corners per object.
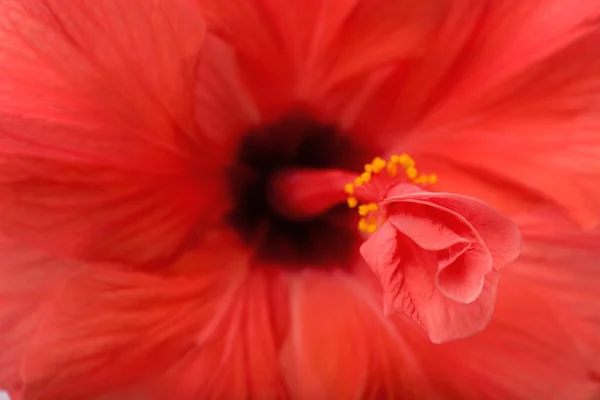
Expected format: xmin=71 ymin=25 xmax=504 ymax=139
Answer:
xmin=385 ymin=200 xmax=491 ymax=303
xmin=283 ymin=271 xmax=424 ymax=399
xmin=360 ymin=221 xmax=499 ymax=343
xmin=386 ymin=188 xmax=522 ymax=268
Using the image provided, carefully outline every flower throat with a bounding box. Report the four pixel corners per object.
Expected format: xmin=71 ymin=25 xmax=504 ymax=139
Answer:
xmin=227 ymin=112 xmax=371 ymax=269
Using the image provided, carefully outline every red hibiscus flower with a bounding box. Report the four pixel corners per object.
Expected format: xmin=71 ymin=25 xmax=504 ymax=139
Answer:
xmin=0 ymin=0 xmax=599 ymax=399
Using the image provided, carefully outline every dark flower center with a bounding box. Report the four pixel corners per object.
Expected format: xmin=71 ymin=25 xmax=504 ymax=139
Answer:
xmin=227 ymin=112 xmax=370 ymax=269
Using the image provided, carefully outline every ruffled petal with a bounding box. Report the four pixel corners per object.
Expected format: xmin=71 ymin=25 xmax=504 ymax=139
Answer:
xmin=283 ymin=272 xmax=424 ymax=399
xmin=385 ymin=189 xmax=522 ymax=267
xmin=361 ymin=221 xmax=499 ymax=343
xmin=386 ymin=201 xmax=491 ymax=303
xmin=17 ymin=233 xmax=245 ymax=399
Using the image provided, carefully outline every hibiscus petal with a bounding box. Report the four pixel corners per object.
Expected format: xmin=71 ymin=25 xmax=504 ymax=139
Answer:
xmin=412 ymin=29 xmax=600 ymax=228
xmin=513 ymin=209 xmax=600 ymax=377
xmin=150 ymin=270 xmax=289 ymax=400
xmin=0 ymin=158 xmax=226 ymax=266
xmin=283 ymin=271 xmax=424 ymax=399
xmin=385 ymin=201 xmax=491 ymax=304
xmin=385 ymin=188 xmax=522 ymax=268
xmin=360 ymin=221 xmax=498 ymax=343
xmin=355 ymin=0 xmax=600 ymax=140
xmin=198 ymin=0 xmax=442 ymax=119
xmin=405 ymin=272 xmax=598 ymax=399
xmin=0 ymin=0 xmax=209 ymax=170
xmin=0 ymin=237 xmax=75 ymax=392
xmin=0 ymin=0 xmax=224 ymax=265
xmin=18 ymin=234 xmax=246 ymax=399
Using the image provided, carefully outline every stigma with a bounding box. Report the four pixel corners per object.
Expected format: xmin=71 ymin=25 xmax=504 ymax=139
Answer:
xmin=345 ymin=153 xmax=437 ymax=233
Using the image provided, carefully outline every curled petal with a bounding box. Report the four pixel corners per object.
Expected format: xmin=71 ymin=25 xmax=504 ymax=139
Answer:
xmin=361 ymin=186 xmax=521 ymax=342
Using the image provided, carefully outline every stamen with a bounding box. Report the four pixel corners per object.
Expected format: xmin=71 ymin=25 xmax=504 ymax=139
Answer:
xmin=345 ymin=153 xmax=437 ymax=233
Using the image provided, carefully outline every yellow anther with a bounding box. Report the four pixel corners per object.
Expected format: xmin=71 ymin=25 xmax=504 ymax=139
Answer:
xmin=406 ymin=167 xmax=418 ymax=179
xmin=358 ymin=204 xmax=370 ymax=216
xmin=358 ymin=218 xmax=369 ymax=232
xmin=344 ymin=183 xmax=354 ymax=195
xmin=372 ymin=157 xmax=387 ymax=172
xmin=347 ymin=197 xmax=358 ymax=208
xmin=399 ymin=153 xmax=415 ymax=168
xmin=366 ymin=223 xmax=378 ymax=233
xmin=346 ymin=152 xmax=437 ymax=225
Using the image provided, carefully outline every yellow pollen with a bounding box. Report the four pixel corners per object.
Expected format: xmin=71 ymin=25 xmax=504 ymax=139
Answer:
xmin=372 ymin=157 xmax=387 ymax=172
xmin=358 ymin=204 xmax=370 ymax=217
xmin=360 ymin=171 xmax=372 ymax=183
xmin=406 ymin=167 xmax=418 ymax=179
xmin=344 ymin=183 xmax=355 ymax=195
xmin=345 ymin=152 xmax=437 ymax=233
xmin=358 ymin=218 xmax=369 ymax=232
xmin=366 ymin=223 xmax=378 ymax=234
xmin=347 ymin=197 xmax=358 ymax=208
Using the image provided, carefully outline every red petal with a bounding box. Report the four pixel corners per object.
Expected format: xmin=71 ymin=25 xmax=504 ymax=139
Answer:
xmin=18 ymin=235 xmax=245 ymax=399
xmin=0 ymin=158 xmax=226 ymax=265
xmin=513 ymin=209 xmax=600 ymax=377
xmin=0 ymin=0 xmax=210 ymax=170
xmin=405 ymin=270 xmax=597 ymax=400
xmin=353 ymin=0 xmax=600 ymax=140
xmin=198 ymin=0 xmax=441 ymax=119
xmin=0 ymin=0 xmax=224 ymax=265
xmin=151 ymin=270 xmax=289 ymax=400
xmin=0 ymin=237 xmax=75 ymax=392
xmin=283 ymin=272 xmax=424 ymax=399
xmin=411 ymin=29 xmax=600 ymax=228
